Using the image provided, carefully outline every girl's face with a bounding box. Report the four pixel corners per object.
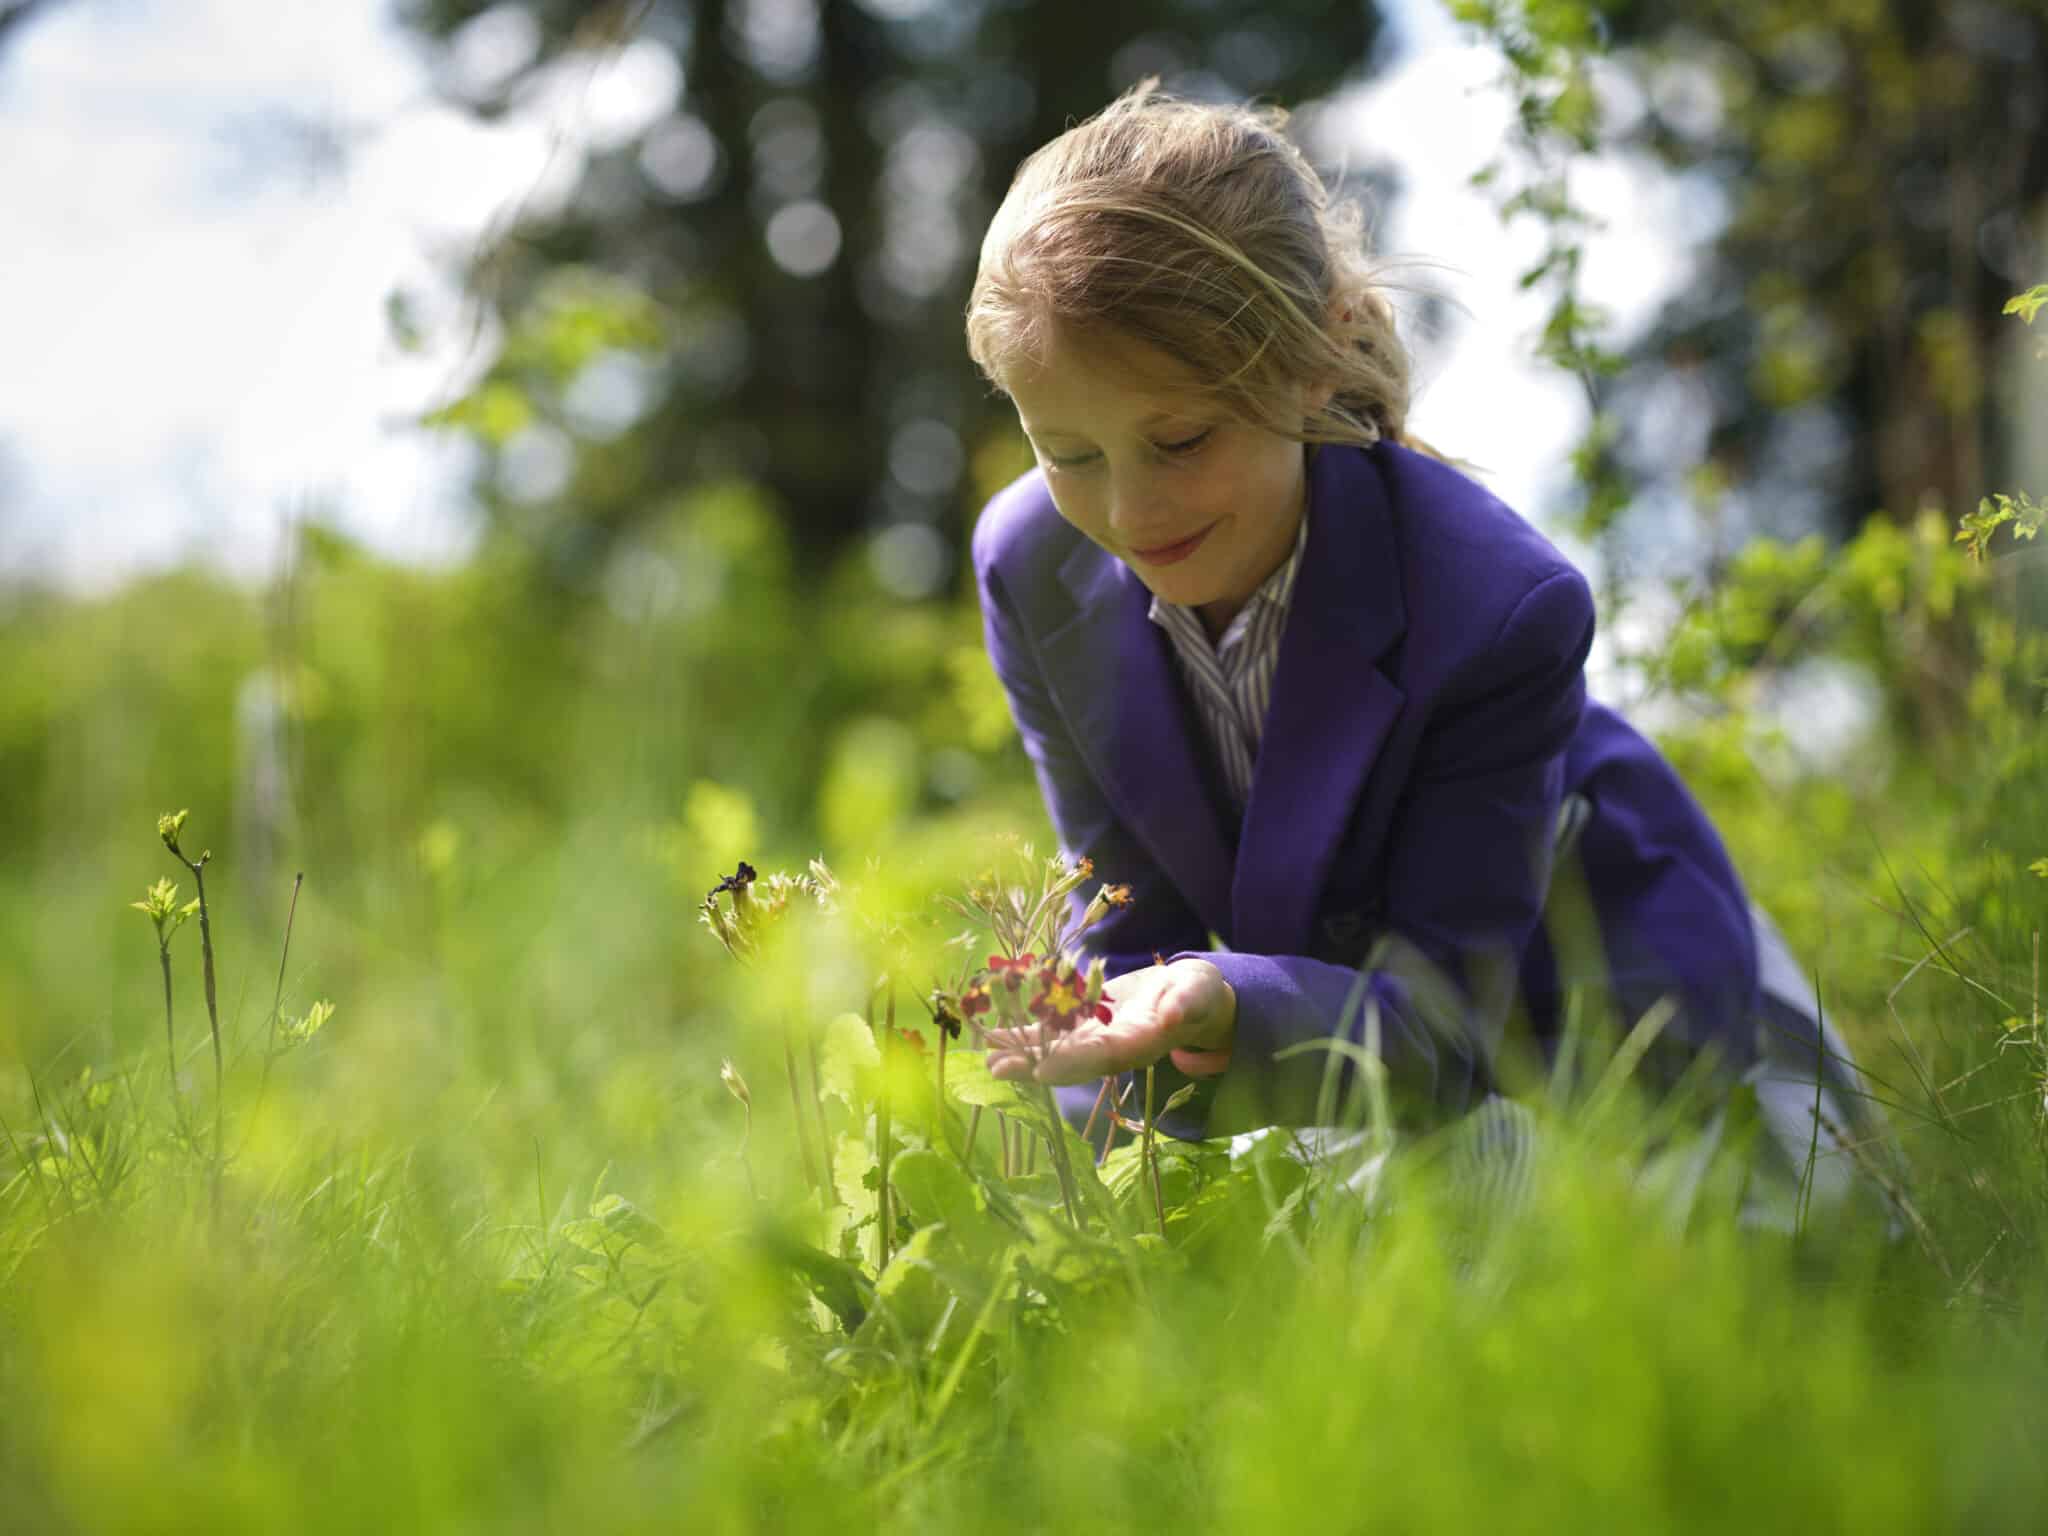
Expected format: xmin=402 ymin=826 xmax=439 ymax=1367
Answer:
xmin=1001 ymin=327 xmax=1311 ymax=636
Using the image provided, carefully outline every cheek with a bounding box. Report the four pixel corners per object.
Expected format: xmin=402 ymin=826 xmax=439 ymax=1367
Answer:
xmin=1047 ymin=482 xmax=1105 ymax=536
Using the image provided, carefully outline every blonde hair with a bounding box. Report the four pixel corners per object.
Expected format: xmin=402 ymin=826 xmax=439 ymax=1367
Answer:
xmin=966 ymin=80 xmax=1413 ymax=449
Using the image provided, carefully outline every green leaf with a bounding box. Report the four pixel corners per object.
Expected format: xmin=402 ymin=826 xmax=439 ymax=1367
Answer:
xmin=943 ymin=1050 xmax=1024 ymax=1110
xmin=860 ymin=1224 xmax=956 ymax=1345
xmin=752 ymin=1222 xmax=872 ymax=1334
xmin=833 ymin=1131 xmax=879 ymax=1220
xmin=2005 ymin=285 xmax=2048 ymax=326
xmin=887 ymin=1148 xmax=981 ymax=1231
xmin=819 ymin=1012 xmax=880 ymax=1107
xmin=2028 ymin=858 xmax=2048 ymax=879
xmin=282 ymin=999 xmax=334 ymax=1047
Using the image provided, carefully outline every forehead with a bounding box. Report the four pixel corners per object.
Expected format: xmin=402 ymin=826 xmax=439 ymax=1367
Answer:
xmin=1001 ymin=326 xmax=1206 ymax=432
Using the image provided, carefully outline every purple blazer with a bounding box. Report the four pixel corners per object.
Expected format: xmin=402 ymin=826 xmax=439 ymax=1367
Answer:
xmin=972 ymin=441 xmax=1761 ymax=1138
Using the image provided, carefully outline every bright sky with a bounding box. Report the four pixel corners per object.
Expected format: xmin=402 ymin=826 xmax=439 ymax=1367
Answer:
xmin=0 ymin=0 xmax=1696 ymax=593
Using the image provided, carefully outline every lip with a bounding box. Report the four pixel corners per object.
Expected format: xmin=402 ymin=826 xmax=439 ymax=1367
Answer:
xmin=1127 ymin=521 xmax=1217 ymax=566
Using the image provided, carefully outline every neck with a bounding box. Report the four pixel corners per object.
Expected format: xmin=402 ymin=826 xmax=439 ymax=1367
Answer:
xmin=1196 ymin=454 xmax=1309 ymax=640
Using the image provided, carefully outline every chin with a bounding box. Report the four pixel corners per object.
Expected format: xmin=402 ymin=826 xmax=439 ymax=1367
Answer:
xmin=1136 ymin=569 xmax=1212 ymax=607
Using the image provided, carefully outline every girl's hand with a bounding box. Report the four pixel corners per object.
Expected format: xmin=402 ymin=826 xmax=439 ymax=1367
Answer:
xmin=984 ymin=958 xmax=1236 ymax=1087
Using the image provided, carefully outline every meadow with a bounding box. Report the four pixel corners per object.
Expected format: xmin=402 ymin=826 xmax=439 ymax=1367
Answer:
xmin=3 ymin=424 xmax=2047 ymax=1532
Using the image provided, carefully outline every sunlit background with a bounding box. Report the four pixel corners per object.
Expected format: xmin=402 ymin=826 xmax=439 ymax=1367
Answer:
xmin=2 ymin=0 xmax=1705 ymax=593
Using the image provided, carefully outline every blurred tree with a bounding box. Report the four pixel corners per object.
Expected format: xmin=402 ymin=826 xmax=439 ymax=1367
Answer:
xmin=0 ymin=0 xmax=66 ymax=59
xmin=395 ymin=0 xmax=1384 ymax=590
xmin=1587 ymin=0 xmax=2048 ymax=558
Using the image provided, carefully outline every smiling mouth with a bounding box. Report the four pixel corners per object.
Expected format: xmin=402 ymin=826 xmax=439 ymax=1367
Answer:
xmin=1128 ymin=521 xmax=1217 ymax=566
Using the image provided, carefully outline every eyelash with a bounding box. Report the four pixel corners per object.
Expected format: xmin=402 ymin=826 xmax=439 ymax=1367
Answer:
xmin=1044 ymin=429 xmax=1212 ymax=470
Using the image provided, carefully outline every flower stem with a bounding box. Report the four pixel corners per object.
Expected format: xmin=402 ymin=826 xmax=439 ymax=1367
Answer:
xmin=782 ymin=1029 xmax=821 ymax=1198
xmin=184 ymin=855 xmax=223 ymax=1205
xmin=805 ymin=1027 xmax=835 ymax=1201
xmin=1144 ymin=1064 xmax=1165 ymax=1237
xmin=963 ymin=1105 xmax=984 ymax=1171
xmin=1080 ymin=1078 xmax=1110 ymax=1146
xmin=876 ymin=979 xmax=896 ymax=1273
xmin=1036 ymin=1083 xmax=1085 ymax=1232
xmin=250 ymin=872 xmax=303 ymax=1138
xmin=155 ymin=941 xmax=194 ymax=1148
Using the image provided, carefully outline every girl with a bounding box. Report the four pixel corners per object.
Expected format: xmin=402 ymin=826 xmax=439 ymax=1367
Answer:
xmin=966 ymin=82 xmax=1878 ymax=1213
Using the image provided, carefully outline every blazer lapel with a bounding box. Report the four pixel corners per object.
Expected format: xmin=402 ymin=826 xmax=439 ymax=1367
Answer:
xmin=1231 ymin=446 xmax=1409 ymax=958
xmin=1040 ymin=540 xmax=1237 ymax=940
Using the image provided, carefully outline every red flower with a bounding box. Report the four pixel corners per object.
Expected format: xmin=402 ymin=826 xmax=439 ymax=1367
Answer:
xmin=1028 ymin=970 xmax=1090 ymax=1033
xmin=988 ymin=952 xmax=1039 ymax=991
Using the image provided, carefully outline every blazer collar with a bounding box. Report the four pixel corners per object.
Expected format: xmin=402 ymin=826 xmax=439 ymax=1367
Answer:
xmin=1037 ymin=444 xmax=1409 ymax=954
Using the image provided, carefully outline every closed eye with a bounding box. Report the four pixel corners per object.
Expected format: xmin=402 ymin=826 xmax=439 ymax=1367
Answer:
xmin=1035 ymin=428 xmax=1210 ymax=470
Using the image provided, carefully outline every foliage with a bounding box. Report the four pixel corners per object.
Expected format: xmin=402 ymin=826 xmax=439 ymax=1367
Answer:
xmin=394 ymin=0 xmax=1385 ymax=584
xmin=1594 ymin=0 xmax=2039 ymax=546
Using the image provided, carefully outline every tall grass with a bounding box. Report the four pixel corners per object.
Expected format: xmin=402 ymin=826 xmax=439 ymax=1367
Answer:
xmin=3 ymin=796 xmax=2047 ymax=1532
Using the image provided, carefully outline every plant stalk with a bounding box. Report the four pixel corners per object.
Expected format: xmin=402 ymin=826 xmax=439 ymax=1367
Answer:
xmin=250 ymin=872 xmax=304 ymax=1134
xmin=782 ymin=1029 xmax=821 ymax=1198
xmin=805 ymin=1026 xmax=835 ymax=1200
xmin=877 ymin=979 xmax=896 ymax=1272
xmin=1036 ymin=1083 xmax=1084 ymax=1232
xmin=1144 ymin=1064 xmax=1166 ymax=1237
xmin=183 ymin=853 xmax=224 ymax=1202
xmin=963 ymin=1104 xmax=984 ymax=1170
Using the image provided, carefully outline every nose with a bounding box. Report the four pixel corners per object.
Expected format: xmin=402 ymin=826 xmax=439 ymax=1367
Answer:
xmin=1105 ymin=464 xmax=1173 ymax=545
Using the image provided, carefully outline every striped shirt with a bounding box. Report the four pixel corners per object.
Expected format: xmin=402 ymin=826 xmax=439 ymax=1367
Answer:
xmin=1147 ymin=509 xmax=1310 ymax=814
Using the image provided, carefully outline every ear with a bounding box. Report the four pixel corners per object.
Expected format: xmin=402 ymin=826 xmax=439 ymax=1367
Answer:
xmin=1302 ymin=373 xmax=1340 ymax=423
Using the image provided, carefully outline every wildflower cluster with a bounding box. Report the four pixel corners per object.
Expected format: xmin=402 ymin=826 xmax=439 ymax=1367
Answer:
xmin=937 ymin=850 xmax=1133 ymax=1067
xmin=958 ymin=950 xmax=1112 ymax=1040
xmin=698 ymin=858 xmax=838 ymax=960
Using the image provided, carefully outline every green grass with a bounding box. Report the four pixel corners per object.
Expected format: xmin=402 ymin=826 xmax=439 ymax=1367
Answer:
xmin=5 ymin=816 xmax=2048 ymax=1534
xmin=5 ymin=549 xmax=2048 ymax=1533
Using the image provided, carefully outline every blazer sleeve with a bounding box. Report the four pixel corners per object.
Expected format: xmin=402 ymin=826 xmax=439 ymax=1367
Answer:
xmin=1194 ymin=568 xmax=1593 ymax=1134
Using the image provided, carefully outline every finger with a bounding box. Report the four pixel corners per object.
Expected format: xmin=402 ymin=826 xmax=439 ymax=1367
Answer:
xmin=1033 ymin=1027 xmax=1163 ymax=1086
xmin=981 ymin=1024 xmax=1049 ymax=1055
xmin=1168 ymin=1046 xmax=1232 ymax=1078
